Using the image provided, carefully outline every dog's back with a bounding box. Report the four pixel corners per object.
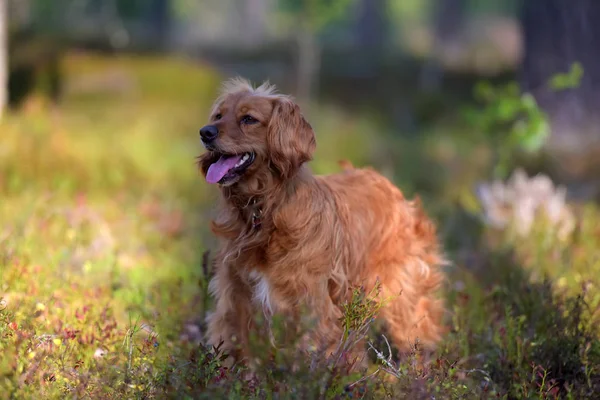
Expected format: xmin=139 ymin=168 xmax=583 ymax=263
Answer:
xmin=318 ymin=167 xmax=446 ymax=352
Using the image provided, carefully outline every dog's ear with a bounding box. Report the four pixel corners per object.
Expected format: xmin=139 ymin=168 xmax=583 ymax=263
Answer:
xmin=267 ymin=97 xmax=316 ymax=178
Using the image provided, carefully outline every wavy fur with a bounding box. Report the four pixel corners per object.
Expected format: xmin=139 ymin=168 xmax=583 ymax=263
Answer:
xmin=198 ymin=78 xmax=447 ymax=365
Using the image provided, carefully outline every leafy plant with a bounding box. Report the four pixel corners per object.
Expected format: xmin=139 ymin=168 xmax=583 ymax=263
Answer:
xmin=463 ymin=81 xmax=549 ymax=178
xmin=464 ymin=62 xmax=584 ymax=178
xmin=548 ymin=62 xmax=584 ymax=91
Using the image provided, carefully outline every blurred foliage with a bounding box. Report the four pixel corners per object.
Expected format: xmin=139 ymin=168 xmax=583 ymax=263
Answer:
xmin=463 ymin=81 xmax=549 ymax=178
xmin=463 ymin=62 xmax=585 ymax=179
xmin=548 ymin=61 xmax=584 ymax=91
xmin=278 ymin=0 xmax=356 ymax=31
xmin=386 ymin=0 xmax=432 ymax=23
xmin=113 ymin=0 xmax=152 ymax=19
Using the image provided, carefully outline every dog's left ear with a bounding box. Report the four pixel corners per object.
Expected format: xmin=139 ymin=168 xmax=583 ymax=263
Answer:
xmin=267 ymin=97 xmax=316 ymax=178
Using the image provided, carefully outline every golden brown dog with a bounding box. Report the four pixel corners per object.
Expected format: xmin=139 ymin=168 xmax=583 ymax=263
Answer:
xmin=198 ymin=78 xmax=446 ymax=366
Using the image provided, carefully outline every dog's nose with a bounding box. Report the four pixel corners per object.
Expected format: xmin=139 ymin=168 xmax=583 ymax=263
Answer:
xmin=199 ymin=125 xmax=219 ymax=143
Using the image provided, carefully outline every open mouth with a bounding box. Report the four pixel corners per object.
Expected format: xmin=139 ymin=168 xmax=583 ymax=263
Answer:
xmin=205 ymin=152 xmax=255 ymax=184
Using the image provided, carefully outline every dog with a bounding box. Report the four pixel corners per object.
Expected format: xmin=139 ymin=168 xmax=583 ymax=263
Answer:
xmin=198 ymin=78 xmax=446 ymax=367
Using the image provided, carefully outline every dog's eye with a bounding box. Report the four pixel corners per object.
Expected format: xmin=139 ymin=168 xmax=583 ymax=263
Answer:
xmin=241 ymin=115 xmax=258 ymax=125
xmin=214 ymin=113 xmax=222 ymax=120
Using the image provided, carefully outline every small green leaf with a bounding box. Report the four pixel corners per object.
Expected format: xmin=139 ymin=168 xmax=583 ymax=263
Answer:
xmin=548 ymin=62 xmax=584 ymax=91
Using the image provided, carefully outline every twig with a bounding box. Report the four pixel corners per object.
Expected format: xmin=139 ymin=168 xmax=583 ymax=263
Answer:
xmin=460 ymin=368 xmax=492 ymax=380
xmin=367 ymin=335 xmax=402 ymax=379
xmin=346 ymin=367 xmax=381 ymax=389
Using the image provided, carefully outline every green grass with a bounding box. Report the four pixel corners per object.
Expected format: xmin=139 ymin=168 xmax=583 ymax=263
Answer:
xmin=1 ymin=52 xmax=600 ymax=399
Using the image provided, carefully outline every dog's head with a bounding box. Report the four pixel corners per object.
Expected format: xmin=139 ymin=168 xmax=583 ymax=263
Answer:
xmin=198 ymin=78 xmax=316 ymax=187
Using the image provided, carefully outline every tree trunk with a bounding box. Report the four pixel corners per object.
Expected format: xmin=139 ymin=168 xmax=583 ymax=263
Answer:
xmin=0 ymin=0 xmax=7 ymax=119
xmin=354 ymin=0 xmax=387 ymax=77
xmin=420 ymin=0 xmax=466 ymax=92
xmin=242 ymin=0 xmax=269 ymax=48
xmin=520 ymin=0 xmax=600 ymax=186
xmin=148 ymin=0 xmax=171 ymax=50
xmin=296 ymin=26 xmax=319 ymax=106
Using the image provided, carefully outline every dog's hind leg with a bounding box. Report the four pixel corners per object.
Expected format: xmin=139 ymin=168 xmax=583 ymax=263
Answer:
xmin=376 ymin=258 xmax=445 ymax=358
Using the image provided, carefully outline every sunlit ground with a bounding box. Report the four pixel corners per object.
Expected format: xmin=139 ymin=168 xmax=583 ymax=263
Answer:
xmin=1 ymin=53 xmax=599 ymax=399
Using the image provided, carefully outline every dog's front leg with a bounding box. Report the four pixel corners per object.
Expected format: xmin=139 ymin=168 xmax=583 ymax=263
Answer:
xmin=305 ymin=280 xmax=369 ymax=370
xmin=291 ymin=280 xmax=343 ymax=359
xmin=204 ymin=261 xmax=253 ymax=367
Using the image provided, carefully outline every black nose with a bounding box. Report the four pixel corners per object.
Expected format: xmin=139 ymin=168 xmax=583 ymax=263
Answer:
xmin=199 ymin=125 xmax=218 ymax=143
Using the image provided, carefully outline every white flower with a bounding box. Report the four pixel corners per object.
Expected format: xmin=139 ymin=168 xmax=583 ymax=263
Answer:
xmin=476 ymin=168 xmax=575 ymax=239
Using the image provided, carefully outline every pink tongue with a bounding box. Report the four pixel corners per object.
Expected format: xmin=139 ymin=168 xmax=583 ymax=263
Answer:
xmin=206 ymin=154 xmax=244 ymax=184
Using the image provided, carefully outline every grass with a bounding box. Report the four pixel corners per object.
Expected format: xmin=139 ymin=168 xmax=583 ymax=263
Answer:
xmin=1 ymin=52 xmax=600 ymax=399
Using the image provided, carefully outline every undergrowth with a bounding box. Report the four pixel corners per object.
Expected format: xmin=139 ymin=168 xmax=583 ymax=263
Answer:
xmin=1 ymin=52 xmax=599 ymax=399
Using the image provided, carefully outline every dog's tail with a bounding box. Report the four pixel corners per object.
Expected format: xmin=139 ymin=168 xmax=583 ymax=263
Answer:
xmin=338 ymin=159 xmax=354 ymax=171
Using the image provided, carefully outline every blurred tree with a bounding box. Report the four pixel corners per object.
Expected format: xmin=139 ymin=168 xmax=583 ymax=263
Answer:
xmin=147 ymin=0 xmax=171 ymax=49
xmin=279 ymin=0 xmax=355 ymax=103
xmin=242 ymin=0 xmax=269 ymax=47
xmin=0 ymin=0 xmax=6 ymax=118
xmin=354 ymin=0 xmax=387 ymax=77
xmin=113 ymin=0 xmax=170 ymax=49
xmin=419 ymin=0 xmax=466 ymax=91
xmin=520 ymin=0 xmax=600 ymax=183
xmin=5 ymin=0 xmax=62 ymax=109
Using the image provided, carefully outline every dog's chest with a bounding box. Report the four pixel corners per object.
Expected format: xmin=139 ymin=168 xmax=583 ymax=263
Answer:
xmin=247 ymin=270 xmax=274 ymax=316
